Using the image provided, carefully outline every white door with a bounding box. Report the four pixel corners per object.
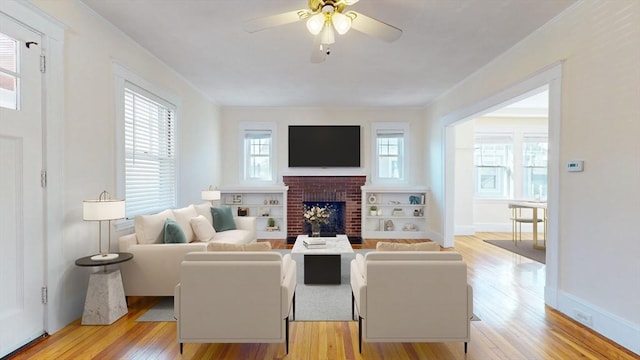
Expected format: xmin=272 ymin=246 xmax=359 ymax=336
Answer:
xmin=0 ymin=13 xmax=45 ymax=358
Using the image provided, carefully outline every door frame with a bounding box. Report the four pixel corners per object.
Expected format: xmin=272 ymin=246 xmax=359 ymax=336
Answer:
xmin=441 ymin=62 xmax=562 ymax=308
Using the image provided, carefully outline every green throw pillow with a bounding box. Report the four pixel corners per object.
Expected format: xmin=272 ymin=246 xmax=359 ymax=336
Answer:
xmin=163 ymin=218 xmax=187 ymax=243
xmin=211 ymin=206 xmax=237 ymax=232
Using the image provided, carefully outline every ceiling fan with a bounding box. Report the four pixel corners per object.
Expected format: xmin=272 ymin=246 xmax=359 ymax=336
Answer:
xmin=244 ymin=0 xmax=402 ymax=63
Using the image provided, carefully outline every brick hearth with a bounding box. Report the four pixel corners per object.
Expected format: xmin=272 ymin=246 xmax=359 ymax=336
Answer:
xmin=283 ymin=176 xmax=367 ymax=238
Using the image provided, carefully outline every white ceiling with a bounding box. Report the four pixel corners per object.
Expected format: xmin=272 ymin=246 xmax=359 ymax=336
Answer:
xmin=79 ymin=0 xmax=575 ymax=108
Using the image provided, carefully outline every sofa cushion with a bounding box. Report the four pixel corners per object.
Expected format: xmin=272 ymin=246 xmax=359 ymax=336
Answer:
xmin=211 ymin=206 xmax=237 ymax=232
xmin=194 ymin=202 xmax=213 ymax=225
xmin=211 ymin=229 xmax=254 ymax=244
xmin=207 ymin=242 xmax=272 ymax=251
xmin=164 ymin=218 xmax=187 ymax=244
xmin=135 ymin=209 xmax=175 ymax=244
xmin=191 ymin=215 xmax=216 ymax=241
xmin=376 ymin=241 xmax=440 ymax=251
xmin=173 ymin=205 xmax=198 ymax=242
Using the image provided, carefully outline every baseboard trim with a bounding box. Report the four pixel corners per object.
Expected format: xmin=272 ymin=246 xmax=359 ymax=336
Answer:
xmin=555 ymin=290 xmax=639 ymax=355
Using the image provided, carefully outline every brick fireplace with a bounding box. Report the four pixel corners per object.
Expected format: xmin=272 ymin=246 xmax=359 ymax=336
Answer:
xmin=283 ymin=176 xmax=366 ymax=240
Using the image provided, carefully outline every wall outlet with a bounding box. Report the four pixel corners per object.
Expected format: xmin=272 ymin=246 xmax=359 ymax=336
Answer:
xmin=574 ymin=310 xmax=593 ymax=326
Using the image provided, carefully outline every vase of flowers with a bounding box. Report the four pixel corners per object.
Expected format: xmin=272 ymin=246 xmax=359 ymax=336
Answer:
xmin=303 ymin=204 xmax=333 ymax=237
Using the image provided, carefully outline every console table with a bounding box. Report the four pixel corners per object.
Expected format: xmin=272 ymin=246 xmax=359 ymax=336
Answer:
xmin=75 ymin=252 xmax=133 ymax=325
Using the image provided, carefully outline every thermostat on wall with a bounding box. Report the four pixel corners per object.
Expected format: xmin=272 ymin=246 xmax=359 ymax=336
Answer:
xmin=566 ymin=160 xmax=584 ymax=172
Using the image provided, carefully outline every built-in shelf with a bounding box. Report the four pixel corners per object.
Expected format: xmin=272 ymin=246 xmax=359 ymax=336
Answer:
xmin=361 ymin=186 xmax=429 ymax=239
xmin=219 ymin=186 xmax=288 ymax=239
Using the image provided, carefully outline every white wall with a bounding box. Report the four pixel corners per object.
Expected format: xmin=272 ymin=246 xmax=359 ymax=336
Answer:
xmin=30 ymin=0 xmax=221 ymax=333
xmin=220 ymin=107 xmax=425 ymax=186
xmin=426 ymin=0 xmax=640 ymax=353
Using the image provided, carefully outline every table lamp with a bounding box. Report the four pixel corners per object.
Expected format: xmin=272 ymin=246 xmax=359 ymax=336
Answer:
xmin=83 ymin=191 xmax=126 ymax=261
xmin=201 ymin=186 xmax=221 ymax=205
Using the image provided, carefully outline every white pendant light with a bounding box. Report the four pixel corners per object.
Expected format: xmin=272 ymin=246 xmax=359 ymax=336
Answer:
xmin=331 ymin=12 xmax=352 ymax=35
xmin=320 ymin=22 xmax=335 ymax=44
xmin=306 ymin=13 xmax=325 ymax=35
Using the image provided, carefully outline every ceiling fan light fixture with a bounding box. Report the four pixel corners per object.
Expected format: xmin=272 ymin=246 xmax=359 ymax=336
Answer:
xmin=306 ymin=13 xmax=325 ymax=35
xmin=320 ymin=23 xmax=335 ymax=44
xmin=331 ymin=12 xmax=351 ymax=35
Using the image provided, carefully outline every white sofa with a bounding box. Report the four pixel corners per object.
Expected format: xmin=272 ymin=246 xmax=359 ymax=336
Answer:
xmin=175 ymin=251 xmax=296 ymax=355
xmin=119 ymin=203 xmax=257 ymax=296
xmin=351 ymin=251 xmax=473 ymax=353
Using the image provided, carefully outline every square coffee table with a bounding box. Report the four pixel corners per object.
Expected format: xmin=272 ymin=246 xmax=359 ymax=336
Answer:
xmin=291 ymin=234 xmax=354 ymax=285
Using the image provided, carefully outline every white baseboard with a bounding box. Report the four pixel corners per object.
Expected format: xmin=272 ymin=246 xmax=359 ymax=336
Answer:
xmin=552 ymin=290 xmax=639 ymax=355
xmin=472 ymin=223 xmax=511 ymax=233
xmin=454 ymin=225 xmax=475 ymax=235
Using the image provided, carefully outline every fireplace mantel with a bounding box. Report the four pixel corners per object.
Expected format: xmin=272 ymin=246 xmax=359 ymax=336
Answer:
xmin=280 ymin=168 xmax=367 ymax=178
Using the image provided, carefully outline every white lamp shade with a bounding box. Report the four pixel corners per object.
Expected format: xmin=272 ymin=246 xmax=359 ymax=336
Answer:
xmin=83 ymin=199 xmax=126 ymax=221
xmin=320 ymin=23 xmax=335 ymax=45
xmin=306 ymin=13 xmax=325 ymax=35
xmin=331 ymin=12 xmax=351 ymax=35
xmin=201 ymin=190 xmax=221 ymax=201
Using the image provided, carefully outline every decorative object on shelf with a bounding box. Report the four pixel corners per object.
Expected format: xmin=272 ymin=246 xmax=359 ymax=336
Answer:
xmin=201 ymin=186 xmax=221 ymax=205
xmin=384 ymin=219 xmax=394 ymax=231
xmin=303 ymin=204 xmax=333 ymax=237
xmin=413 ymin=209 xmax=420 ymax=216
xmin=370 ymin=205 xmax=378 ymax=216
xmin=83 ymin=190 xmax=126 ymax=261
xmin=392 ymin=208 xmax=405 ymax=216
xmin=368 ymin=194 xmax=377 ymax=204
xmin=237 ymin=207 xmax=249 ymax=216
xmin=403 ymin=223 xmax=417 ymax=231
xmin=409 ymin=195 xmax=420 ymax=204
xmin=260 ymin=207 xmax=270 ymax=216
xmin=232 ymin=194 xmax=243 ymax=204
xmin=388 ymin=200 xmax=400 ymax=205
xmin=266 ymin=218 xmax=279 ymax=231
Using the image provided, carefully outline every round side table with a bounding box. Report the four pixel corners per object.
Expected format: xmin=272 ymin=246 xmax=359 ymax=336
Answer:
xmin=75 ymin=252 xmax=133 ymax=325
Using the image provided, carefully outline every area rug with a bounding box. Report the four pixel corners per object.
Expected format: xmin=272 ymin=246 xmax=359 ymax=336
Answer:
xmin=137 ymin=249 xmax=481 ymax=322
xmin=483 ymin=240 xmax=546 ymax=264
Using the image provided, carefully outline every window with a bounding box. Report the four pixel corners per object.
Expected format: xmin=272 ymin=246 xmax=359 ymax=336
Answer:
xmin=123 ymin=82 xmax=177 ymax=218
xmin=474 ymin=136 xmax=513 ymax=198
xmin=240 ymin=122 xmax=276 ymax=183
xmin=0 ymin=32 xmax=19 ymax=110
xmin=522 ymin=136 xmax=548 ymax=199
xmin=474 ymin=132 xmax=548 ymax=200
xmin=372 ymin=123 xmax=408 ymax=183
xmin=244 ymin=130 xmax=272 ymax=181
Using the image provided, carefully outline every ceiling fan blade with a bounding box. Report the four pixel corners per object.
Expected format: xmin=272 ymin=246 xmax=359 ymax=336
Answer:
xmin=347 ymin=11 xmax=402 ymax=42
xmin=310 ymin=34 xmax=327 ymax=63
xmin=244 ymin=9 xmax=310 ymax=33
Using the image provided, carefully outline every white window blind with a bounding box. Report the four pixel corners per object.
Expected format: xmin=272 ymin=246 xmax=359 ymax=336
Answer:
xmin=124 ymin=83 xmax=177 ymax=218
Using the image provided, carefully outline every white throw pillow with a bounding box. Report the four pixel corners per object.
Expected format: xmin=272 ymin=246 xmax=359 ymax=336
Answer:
xmin=135 ymin=209 xmax=175 ymax=244
xmin=194 ymin=202 xmax=213 ymax=225
xmin=173 ymin=205 xmax=198 ymax=242
xmin=191 ymin=215 xmax=216 ymax=241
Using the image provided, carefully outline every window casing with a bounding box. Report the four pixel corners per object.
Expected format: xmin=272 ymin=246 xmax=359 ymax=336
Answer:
xmin=240 ymin=122 xmax=276 ymax=183
xmin=522 ymin=136 xmax=548 ymax=199
xmin=122 ymin=82 xmax=177 ymax=218
xmin=244 ymin=130 xmax=272 ymax=181
xmin=474 ymin=137 xmax=513 ymax=199
xmin=372 ymin=123 xmax=408 ymax=183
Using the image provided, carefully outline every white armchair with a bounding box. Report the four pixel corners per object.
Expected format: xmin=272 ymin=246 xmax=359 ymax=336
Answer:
xmin=174 ymin=251 xmax=296 ymax=355
xmin=350 ymin=251 xmax=473 ymax=353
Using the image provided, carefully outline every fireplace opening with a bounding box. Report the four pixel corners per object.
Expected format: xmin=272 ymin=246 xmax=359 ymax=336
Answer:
xmin=303 ymin=201 xmax=346 ymax=236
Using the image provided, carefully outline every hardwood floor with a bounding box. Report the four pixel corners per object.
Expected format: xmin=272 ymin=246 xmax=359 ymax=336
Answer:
xmin=9 ymin=234 xmax=637 ymax=359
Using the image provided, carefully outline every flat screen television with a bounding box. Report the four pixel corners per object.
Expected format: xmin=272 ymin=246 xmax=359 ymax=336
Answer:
xmin=288 ymin=125 xmax=361 ymax=167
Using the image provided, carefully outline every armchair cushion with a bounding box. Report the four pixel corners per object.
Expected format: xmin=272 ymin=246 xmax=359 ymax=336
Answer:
xmin=376 ymin=241 xmax=440 ymax=251
xmin=207 ymin=241 xmax=272 ymax=251
xmin=211 ymin=206 xmax=237 ymax=232
xmin=172 ymin=205 xmax=198 ymax=242
xmin=194 ymin=202 xmax=213 ymax=225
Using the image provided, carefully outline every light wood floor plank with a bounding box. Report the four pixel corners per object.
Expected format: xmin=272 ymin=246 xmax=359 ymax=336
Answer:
xmin=8 ymin=234 xmax=637 ymax=359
